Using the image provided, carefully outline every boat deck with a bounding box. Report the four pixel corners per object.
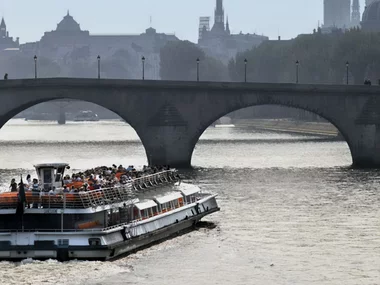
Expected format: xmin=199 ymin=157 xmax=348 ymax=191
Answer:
xmin=0 ymin=170 xmax=177 ymax=210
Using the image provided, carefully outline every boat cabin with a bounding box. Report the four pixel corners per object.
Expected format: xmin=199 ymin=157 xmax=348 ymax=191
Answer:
xmin=154 ymin=192 xmax=183 ymax=213
xmin=133 ymin=200 xmax=159 ymax=220
xmin=177 ymin=185 xmax=201 ymax=205
xmin=34 ymin=163 xmax=69 ymax=191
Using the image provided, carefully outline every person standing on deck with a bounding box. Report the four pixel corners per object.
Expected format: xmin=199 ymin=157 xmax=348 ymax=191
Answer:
xmin=9 ymin=179 xmax=17 ymax=192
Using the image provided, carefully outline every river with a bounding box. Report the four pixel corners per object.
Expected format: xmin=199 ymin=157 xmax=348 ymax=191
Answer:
xmin=0 ymin=119 xmax=379 ymax=285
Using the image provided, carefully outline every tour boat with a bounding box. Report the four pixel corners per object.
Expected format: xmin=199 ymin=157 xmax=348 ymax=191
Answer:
xmin=0 ymin=163 xmax=219 ymax=261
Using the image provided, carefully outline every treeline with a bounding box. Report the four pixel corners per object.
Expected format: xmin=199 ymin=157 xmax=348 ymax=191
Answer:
xmin=230 ymin=28 xmax=380 ymax=85
xmin=160 ymin=28 xmax=380 ymax=85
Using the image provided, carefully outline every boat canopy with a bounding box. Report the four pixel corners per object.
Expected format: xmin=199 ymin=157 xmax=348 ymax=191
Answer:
xmin=178 ymin=184 xmax=200 ymax=197
xmin=134 ymin=200 xmax=157 ymax=210
xmin=34 ymin=163 xmax=69 ymax=169
xmin=154 ymin=192 xmax=183 ymax=205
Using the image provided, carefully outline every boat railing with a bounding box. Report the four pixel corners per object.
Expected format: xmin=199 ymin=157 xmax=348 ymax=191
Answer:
xmin=0 ymin=170 xmax=178 ymax=210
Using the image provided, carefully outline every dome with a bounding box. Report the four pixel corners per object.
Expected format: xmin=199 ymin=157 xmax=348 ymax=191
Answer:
xmin=56 ymin=11 xmax=81 ymax=32
xmin=361 ymin=1 xmax=380 ymax=32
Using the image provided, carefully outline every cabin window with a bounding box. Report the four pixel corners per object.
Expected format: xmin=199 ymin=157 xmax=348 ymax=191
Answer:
xmin=55 ymin=167 xmax=65 ymax=182
xmin=173 ymin=200 xmax=179 ymax=208
xmin=186 ymin=196 xmax=192 ymax=204
xmin=152 ymin=206 xmax=158 ymax=215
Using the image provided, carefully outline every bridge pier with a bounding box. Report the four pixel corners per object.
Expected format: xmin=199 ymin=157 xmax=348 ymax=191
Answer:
xmin=347 ymin=125 xmax=380 ymax=168
xmin=142 ymin=126 xmax=193 ymax=168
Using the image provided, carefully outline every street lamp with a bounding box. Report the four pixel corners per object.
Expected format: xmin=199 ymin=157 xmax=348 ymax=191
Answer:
xmin=142 ymin=56 xmax=145 ymax=80
xmin=34 ymin=55 xmax=37 ymax=79
xmin=296 ymin=60 xmax=299 ymax=84
xmin=196 ymin=58 xmax=200 ymax=82
xmin=346 ymin=61 xmax=349 ymax=85
xmin=97 ymin=55 xmax=101 ymax=79
xmin=244 ymin=58 xmax=248 ymax=83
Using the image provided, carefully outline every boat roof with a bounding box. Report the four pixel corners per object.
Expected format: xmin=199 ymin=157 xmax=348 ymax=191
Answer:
xmin=154 ymin=192 xmax=183 ymax=205
xmin=34 ymin=163 xmax=69 ymax=168
xmin=177 ymin=184 xmax=200 ymax=196
xmin=134 ymin=200 xmax=157 ymax=210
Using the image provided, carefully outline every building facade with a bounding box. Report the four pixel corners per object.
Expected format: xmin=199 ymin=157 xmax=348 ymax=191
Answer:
xmin=323 ymin=0 xmax=351 ymax=31
xmin=20 ymin=11 xmax=178 ymax=79
xmin=198 ymin=0 xmax=268 ymax=64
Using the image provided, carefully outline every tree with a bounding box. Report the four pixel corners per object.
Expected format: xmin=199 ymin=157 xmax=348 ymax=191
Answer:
xmin=229 ymin=29 xmax=380 ymax=85
xmin=160 ymin=40 xmax=205 ymax=80
xmin=160 ymin=40 xmax=228 ymax=81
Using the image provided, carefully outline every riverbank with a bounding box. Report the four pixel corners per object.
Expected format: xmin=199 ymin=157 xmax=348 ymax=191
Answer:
xmin=233 ymin=119 xmax=340 ymax=138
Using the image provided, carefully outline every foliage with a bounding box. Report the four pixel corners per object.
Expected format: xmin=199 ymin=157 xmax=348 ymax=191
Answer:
xmin=229 ymin=29 xmax=380 ymax=85
xmin=160 ymin=40 xmax=228 ymax=81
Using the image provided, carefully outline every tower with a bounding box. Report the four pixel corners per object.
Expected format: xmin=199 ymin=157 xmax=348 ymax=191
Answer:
xmin=0 ymin=17 xmax=6 ymax=38
xmin=211 ymin=0 xmax=225 ymax=33
xmin=226 ymin=16 xmax=230 ymax=35
xmin=351 ymin=0 xmax=361 ymax=27
xmin=323 ymin=0 xmax=351 ymax=29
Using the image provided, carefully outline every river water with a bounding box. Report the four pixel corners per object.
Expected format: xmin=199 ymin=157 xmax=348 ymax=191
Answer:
xmin=0 ymin=119 xmax=379 ymax=285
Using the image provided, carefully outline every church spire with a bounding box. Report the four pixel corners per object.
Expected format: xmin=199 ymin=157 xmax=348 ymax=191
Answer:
xmin=212 ymin=0 xmax=225 ymax=32
xmin=226 ymin=16 xmax=230 ymax=35
xmin=0 ymin=17 xmax=6 ymax=28
xmin=351 ymin=0 xmax=360 ymax=27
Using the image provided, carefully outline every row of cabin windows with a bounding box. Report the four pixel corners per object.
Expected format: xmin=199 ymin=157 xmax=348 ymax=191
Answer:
xmin=133 ymin=195 xmax=198 ymax=220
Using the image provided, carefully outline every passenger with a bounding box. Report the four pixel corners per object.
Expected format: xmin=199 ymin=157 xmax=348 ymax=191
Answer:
xmin=9 ymin=179 xmax=18 ymax=192
xmin=48 ymin=187 xmax=56 ymax=196
xmin=63 ymin=185 xmax=70 ymax=193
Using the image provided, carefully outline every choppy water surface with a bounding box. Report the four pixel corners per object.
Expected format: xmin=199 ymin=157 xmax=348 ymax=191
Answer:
xmin=0 ymin=119 xmax=379 ymax=285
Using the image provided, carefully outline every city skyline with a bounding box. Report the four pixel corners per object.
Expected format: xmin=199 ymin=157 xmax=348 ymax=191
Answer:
xmin=0 ymin=0 xmax=368 ymax=44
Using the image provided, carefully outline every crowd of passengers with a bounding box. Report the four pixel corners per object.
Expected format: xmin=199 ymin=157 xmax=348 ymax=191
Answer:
xmin=9 ymin=164 xmax=173 ymax=195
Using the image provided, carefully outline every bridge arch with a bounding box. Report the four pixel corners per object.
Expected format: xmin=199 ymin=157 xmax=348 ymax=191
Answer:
xmin=190 ymin=102 xmax=353 ymax=167
xmin=0 ymin=95 xmax=150 ymax=165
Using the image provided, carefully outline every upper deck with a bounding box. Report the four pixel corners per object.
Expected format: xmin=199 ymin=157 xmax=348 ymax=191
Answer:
xmin=0 ymin=170 xmax=178 ymax=214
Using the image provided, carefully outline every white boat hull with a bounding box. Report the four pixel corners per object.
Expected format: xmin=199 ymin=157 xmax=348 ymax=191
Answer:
xmin=0 ymin=195 xmax=219 ymax=261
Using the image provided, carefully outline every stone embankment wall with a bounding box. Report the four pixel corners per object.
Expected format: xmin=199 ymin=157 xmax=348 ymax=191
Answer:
xmin=233 ymin=119 xmax=340 ymax=138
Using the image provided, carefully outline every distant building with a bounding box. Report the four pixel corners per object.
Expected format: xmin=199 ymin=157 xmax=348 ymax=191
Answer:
xmin=198 ymin=0 xmax=268 ymax=64
xmin=322 ymin=0 xmax=351 ymax=32
xmin=361 ymin=0 xmax=380 ymax=32
xmin=0 ymin=17 xmax=19 ymax=51
xmin=20 ymin=11 xmax=179 ymax=79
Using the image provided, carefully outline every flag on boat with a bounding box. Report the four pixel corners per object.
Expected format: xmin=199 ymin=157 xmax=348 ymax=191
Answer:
xmin=16 ymin=176 xmax=26 ymax=215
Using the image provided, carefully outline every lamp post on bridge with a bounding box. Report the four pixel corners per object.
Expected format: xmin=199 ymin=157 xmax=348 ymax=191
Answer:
xmin=244 ymin=58 xmax=248 ymax=83
xmin=296 ymin=60 xmax=299 ymax=84
xmin=346 ymin=61 xmax=349 ymax=85
xmin=34 ymin=55 xmax=37 ymax=79
xmin=142 ymin=56 xmax=145 ymax=80
xmin=97 ymin=55 xmax=101 ymax=79
xmin=196 ymin=58 xmax=200 ymax=82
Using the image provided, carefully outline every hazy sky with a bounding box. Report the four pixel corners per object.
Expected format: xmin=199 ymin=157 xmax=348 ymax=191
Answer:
xmin=0 ymin=0 xmax=368 ymax=44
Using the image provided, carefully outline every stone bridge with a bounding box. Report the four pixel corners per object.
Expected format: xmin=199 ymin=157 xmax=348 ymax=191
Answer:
xmin=0 ymin=78 xmax=380 ymax=168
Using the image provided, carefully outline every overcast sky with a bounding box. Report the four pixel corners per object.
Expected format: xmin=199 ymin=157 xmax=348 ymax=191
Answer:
xmin=0 ymin=0 xmax=368 ymax=44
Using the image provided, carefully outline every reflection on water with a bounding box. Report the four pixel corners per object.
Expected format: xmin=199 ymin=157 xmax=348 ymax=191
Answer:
xmin=0 ymin=120 xmax=379 ymax=285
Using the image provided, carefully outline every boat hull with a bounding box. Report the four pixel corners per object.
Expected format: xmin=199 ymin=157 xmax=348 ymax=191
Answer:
xmin=0 ymin=196 xmax=219 ymax=261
